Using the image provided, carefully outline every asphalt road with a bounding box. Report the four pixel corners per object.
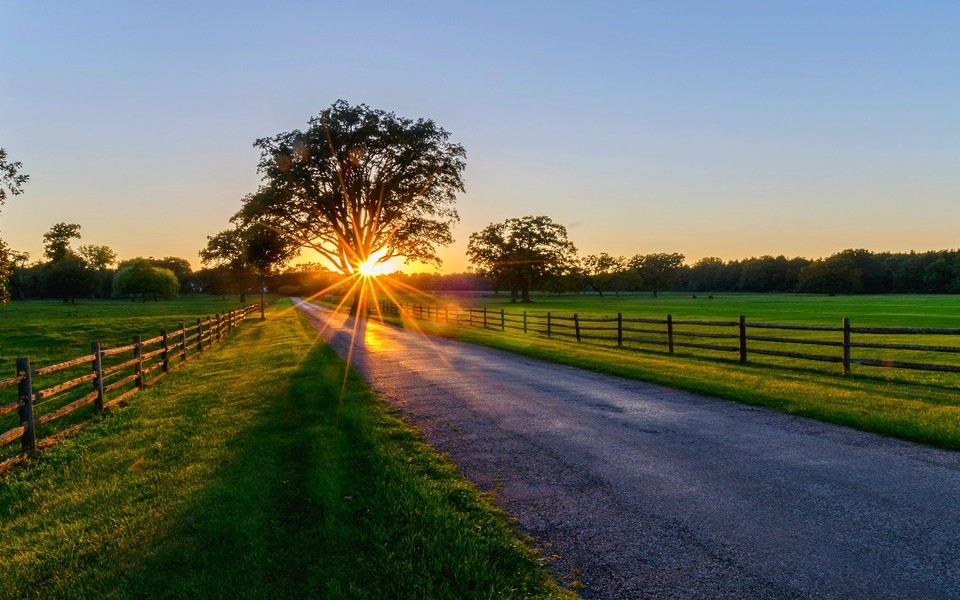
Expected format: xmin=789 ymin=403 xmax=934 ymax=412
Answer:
xmin=295 ymin=299 xmax=960 ymax=599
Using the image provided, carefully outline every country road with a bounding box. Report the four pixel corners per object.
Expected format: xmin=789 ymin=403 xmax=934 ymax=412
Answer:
xmin=294 ymin=299 xmax=960 ymax=599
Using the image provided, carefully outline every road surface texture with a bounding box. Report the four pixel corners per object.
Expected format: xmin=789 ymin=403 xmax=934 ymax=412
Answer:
xmin=295 ymin=300 xmax=960 ymax=599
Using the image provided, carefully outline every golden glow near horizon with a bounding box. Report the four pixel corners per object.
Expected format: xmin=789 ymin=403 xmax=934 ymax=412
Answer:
xmin=357 ymin=248 xmax=391 ymax=277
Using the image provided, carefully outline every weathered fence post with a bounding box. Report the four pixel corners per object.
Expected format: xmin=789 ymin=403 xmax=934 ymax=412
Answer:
xmin=523 ymin=311 xmax=528 ymax=334
xmin=469 ymin=307 xmax=474 ymax=327
xmin=547 ymin=312 xmax=552 ymax=338
xmin=161 ymin=329 xmax=169 ymax=374
xmin=134 ymin=335 xmax=144 ymax=390
xmin=179 ymin=322 xmax=187 ymax=362
xmin=738 ymin=315 xmax=747 ymax=363
xmin=842 ymin=317 xmax=851 ymax=375
xmin=92 ymin=342 xmax=104 ymax=412
xmin=667 ymin=314 xmax=674 ymax=353
xmin=617 ymin=313 xmax=623 ymax=347
xmin=215 ymin=313 xmax=222 ymax=343
xmin=483 ymin=307 xmax=488 ymax=329
xmin=501 ymin=309 xmax=505 ymax=332
xmin=574 ymin=313 xmax=581 ymax=342
xmin=17 ymin=357 xmax=36 ymax=454
xmin=197 ymin=318 xmax=204 ymax=353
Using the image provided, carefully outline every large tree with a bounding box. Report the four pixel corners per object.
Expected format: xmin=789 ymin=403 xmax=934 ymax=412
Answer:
xmin=236 ymin=101 xmax=466 ymax=280
xmin=467 ymin=215 xmax=578 ymax=303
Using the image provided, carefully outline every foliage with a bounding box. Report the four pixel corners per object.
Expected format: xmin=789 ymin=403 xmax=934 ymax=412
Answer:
xmin=201 ymin=223 xmax=298 ymax=309
xmin=0 ymin=238 xmax=10 ymax=304
xmin=42 ymin=222 xmax=82 ymax=263
xmin=581 ymin=253 xmax=632 ymax=296
xmin=629 ymin=252 xmax=685 ymax=297
xmin=78 ymin=244 xmax=118 ymax=299
xmin=112 ymin=258 xmax=179 ymax=301
xmin=0 ymin=147 xmax=29 ymax=206
xmin=237 ymin=100 xmax=466 ymax=275
xmin=467 ymin=215 xmax=578 ymax=303
xmin=42 ymin=251 xmax=94 ymax=303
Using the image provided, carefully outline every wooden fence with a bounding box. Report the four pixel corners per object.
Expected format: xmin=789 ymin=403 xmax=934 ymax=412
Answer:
xmin=374 ymin=302 xmax=960 ymax=377
xmin=0 ymin=304 xmax=261 ymax=473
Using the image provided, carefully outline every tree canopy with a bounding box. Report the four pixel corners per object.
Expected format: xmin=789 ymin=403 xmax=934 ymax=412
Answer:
xmin=0 ymin=148 xmax=29 ymax=206
xmin=467 ymin=215 xmax=578 ymax=303
xmin=112 ymin=259 xmax=179 ymax=301
xmin=236 ymin=100 xmax=466 ymax=276
xmin=629 ymin=252 xmax=685 ymax=297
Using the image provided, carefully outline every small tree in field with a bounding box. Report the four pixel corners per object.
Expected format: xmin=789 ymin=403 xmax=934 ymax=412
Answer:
xmin=113 ymin=259 xmax=179 ymax=301
xmin=629 ymin=252 xmax=685 ymax=297
xmin=467 ymin=215 xmax=578 ymax=303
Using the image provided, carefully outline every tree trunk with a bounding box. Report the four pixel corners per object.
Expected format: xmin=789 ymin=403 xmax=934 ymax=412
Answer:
xmin=521 ymin=282 xmax=532 ymax=303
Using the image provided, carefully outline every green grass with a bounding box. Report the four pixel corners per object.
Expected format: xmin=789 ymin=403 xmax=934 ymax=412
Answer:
xmin=0 ymin=296 xmax=253 ymax=369
xmin=394 ymin=291 xmax=960 ymax=328
xmin=0 ymin=299 xmax=574 ymax=599
xmin=354 ymin=292 xmax=960 ymax=451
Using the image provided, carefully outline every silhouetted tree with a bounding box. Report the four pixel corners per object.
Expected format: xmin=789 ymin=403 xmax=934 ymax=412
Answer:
xmin=467 ymin=216 xmax=578 ymax=303
xmin=44 ymin=252 xmax=94 ymax=303
xmin=43 ymin=222 xmax=82 ymax=263
xmin=78 ymin=244 xmax=117 ymax=299
xmin=236 ymin=100 xmax=466 ymax=314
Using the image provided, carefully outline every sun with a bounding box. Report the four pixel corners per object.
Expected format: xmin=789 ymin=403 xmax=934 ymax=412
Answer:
xmin=357 ymin=249 xmax=390 ymax=277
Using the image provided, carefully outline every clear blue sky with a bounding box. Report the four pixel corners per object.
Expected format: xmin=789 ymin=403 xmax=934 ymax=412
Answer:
xmin=2 ymin=1 xmax=958 ymax=272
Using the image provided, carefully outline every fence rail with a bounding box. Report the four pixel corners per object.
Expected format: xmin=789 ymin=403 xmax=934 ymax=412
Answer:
xmin=0 ymin=304 xmax=261 ymax=473
xmin=372 ymin=301 xmax=960 ymax=378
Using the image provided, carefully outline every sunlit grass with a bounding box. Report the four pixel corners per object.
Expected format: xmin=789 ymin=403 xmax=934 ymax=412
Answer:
xmin=343 ymin=294 xmax=960 ymax=451
xmin=0 ymin=299 xmax=575 ymax=599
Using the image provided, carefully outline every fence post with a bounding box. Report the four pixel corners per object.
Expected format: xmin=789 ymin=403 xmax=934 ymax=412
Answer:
xmin=483 ymin=307 xmax=488 ymax=329
xmin=216 ymin=313 xmax=222 ymax=343
xmin=92 ymin=342 xmax=104 ymax=412
xmin=17 ymin=357 xmax=36 ymax=454
xmin=179 ymin=322 xmax=187 ymax=362
xmin=469 ymin=307 xmax=474 ymax=327
xmin=134 ymin=335 xmax=144 ymax=390
xmin=523 ymin=311 xmax=527 ymax=334
xmin=547 ymin=312 xmax=552 ymax=338
xmin=667 ymin=314 xmax=674 ymax=353
xmin=161 ymin=329 xmax=169 ymax=374
xmin=501 ymin=309 xmax=505 ymax=332
xmin=197 ymin=318 xmax=203 ymax=353
xmin=617 ymin=313 xmax=623 ymax=347
xmin=574 ymin=313 xmax=581 ymax=342
xmin=738 ymin=315 xmax=747 ymax=363
xmin=842 ymin=317 xmax=851 ymax=375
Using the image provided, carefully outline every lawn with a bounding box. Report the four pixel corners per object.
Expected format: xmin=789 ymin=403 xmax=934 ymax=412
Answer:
xmin=0 ymin=296 xmax=253 ymax=369
xmin=350 ymin=291 xmax=960 ymax=451
xmin=0 ymin=299 xmax=574 ymax=599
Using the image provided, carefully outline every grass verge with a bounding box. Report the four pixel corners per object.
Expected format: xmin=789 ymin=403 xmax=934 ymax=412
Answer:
xmin=0 ymin=299 xmax=575 ymax=599
xmin=382 ymin=314 xmax=960 ymax=451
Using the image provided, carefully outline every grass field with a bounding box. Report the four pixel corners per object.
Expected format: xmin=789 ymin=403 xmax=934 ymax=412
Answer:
xmin=0 ymin=296 xmax=252 ymax=369
xmin=348 ymin=291 xmax=960 ymax=451
xmin=0 ymin=299 xmax=574 ymax=599
xmin=401 ymin=291 xmax=960 ymax=328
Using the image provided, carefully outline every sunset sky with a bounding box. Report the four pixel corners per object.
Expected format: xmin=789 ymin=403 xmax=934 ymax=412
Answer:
xmin=2 ymin=1 xmax=958 ymax=273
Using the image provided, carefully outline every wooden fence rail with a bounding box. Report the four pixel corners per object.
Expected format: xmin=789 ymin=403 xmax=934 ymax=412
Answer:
xmin=0 ymin=304 xmax=261 ymax=473
xmin=373 ymin=301 xmax=960 ymax=378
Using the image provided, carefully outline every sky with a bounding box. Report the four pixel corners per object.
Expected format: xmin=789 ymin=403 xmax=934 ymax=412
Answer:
xmin=2 ymin=1 xmax=958 ymax=273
